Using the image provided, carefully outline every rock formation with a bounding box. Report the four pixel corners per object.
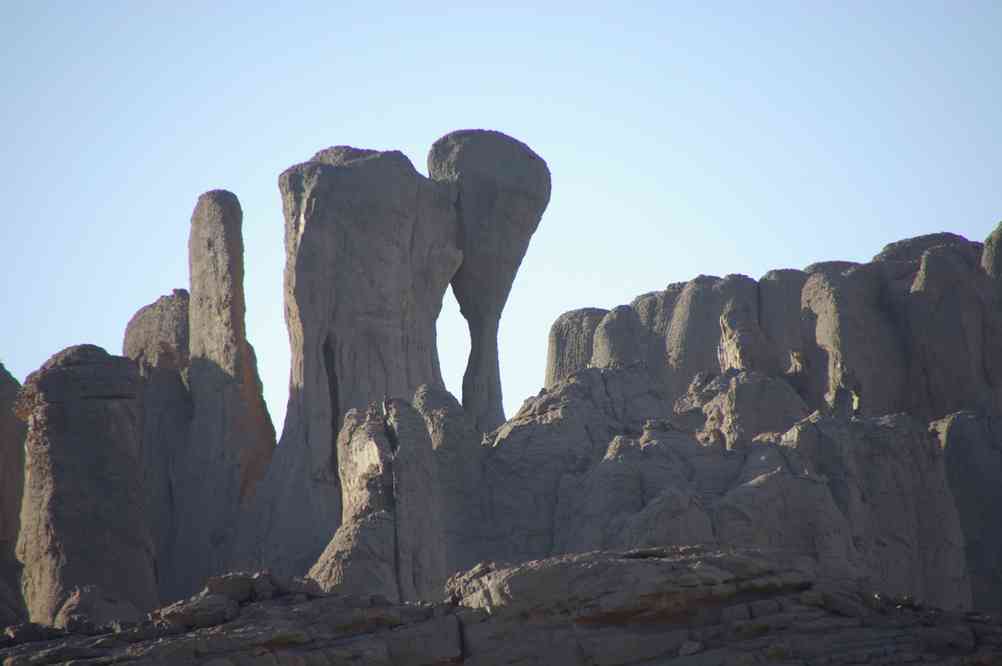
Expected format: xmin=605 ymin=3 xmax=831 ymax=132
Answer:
xmin=176 ymin=190 xmax=276 ymax=595
xmin=307 ymin=399 xmax=446 ymax=601
xmin=0 ymin=364 xmax=25 ymax=627
xmin=429 ymin=129 xmax=552 ymax=431
xmin=122 ymin=288 xmax=192 ymax=602
xmin=13 ymin=346 xmax=157 ymax=625
xmin=235 ymin=146 xmax=462 ymax=578
xmin=5 ymin=546 xmax=1000 ymax=665
xmin=544 ymin=307 xmax=607 ymax=388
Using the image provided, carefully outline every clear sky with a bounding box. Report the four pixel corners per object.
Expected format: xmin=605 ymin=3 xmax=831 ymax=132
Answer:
xmin=3 ymin=2 xmax=1000 ymax=431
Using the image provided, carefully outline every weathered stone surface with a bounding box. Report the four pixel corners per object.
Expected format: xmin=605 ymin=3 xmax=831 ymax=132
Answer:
xmin=122 ymin=288 xmax=192 ymax=602
xmin=122 ymin=288 xmax=190 ymax=369
xmin=0 ymin=363 xmax=25 ymax=627
xmin=179 ymin=190 xmax=276 ymax=596
xmin=543 ymin=307 xmax=607 ymax=388
xmin=982 ymin=221 xmax=1002 ymax=279
xmin=308 ymin=400 xmax=446 ymax=602
xmin=800 ymin=264 xmax=907 ymax=415
xmin=757 ymin=269 xmax=807 ymax=378
xmin=590 ymin=305 xmax=650 ymax=370
xmin=4 ymin=546 xmax=1000 ymax=665
xmin=665 ymin=275 xmax=758 ymax=403
xmin=476 ymin=365 xmax=671 ymax=564
xmin=52 ymin=585 xmax=141 ymax=631
xmin=933 ymin=412 xmax=1002 ymax=612
xmin=14 ymin=345 xmax=157 ymax=625
xmin=673 ymin=370 xmax=808 ymax=450
xmin=412 ymin=384 xmax=485 ymax=576
xmin=429 ymin=129 xmax=552 ymax=432
xmin=238 ymin=148 xmax=461 ymax=578
xmin=780 ymin=412 xmax=970 ymax=610
xmin=873 ymin=231 xmax=976 ymax=263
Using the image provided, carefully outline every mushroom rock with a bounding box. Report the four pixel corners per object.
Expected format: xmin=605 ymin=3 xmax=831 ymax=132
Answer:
xmin=544 ymin=307 xmax=608 ymax=389
xmin=429 ymin=129 xmax=552 ymax=432
xmin=175 ymin=190 xmax=276 ymax=595
xmin=122 ymin=289 xmax=192 ymax=602
xmin=0 ymin=363 xmax=25 ymax=626
xmin=14 ymin=345 xmax=157 ymax=625
xmin=237 ymin=147 xmax=461 ymax=577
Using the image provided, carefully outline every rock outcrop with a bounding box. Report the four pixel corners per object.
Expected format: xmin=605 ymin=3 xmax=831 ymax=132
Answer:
xmin=0 ymin=364 xmax=25 ymax=627
xmin=933 ymin=412 xmax=1002 ymax=612
xmin=429 ymin=129 xmax=552 ymax=431
xmin=5 ymin=546 xmax=1000 ymax=665
xmin=122 ymin=288 xmax=192 ymax=602
xmin=175 ymin=190 xmax=276 ymax=596
xmin=307 ymin=399 xmax=446 ymax=602
xmin=235 ymin=146 xmax=462 ymax=579
xmin=13 ymin=346 xmax=157 ymax=625
xmin=544 ymin=307 xmax=608 ymax=388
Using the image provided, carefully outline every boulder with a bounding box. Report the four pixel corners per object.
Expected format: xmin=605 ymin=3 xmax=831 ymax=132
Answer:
xmin=238 ymin=148 xmax=461 ymax=578
xmin=52 ymin=585 xmax=141 ymax=631
xmin=122 ymin=289 xmax=189 ymax=369
xmin=0 ymin=363 xmax=25 ymax=626
xmin=173 ymin=190 xmax=276 ymax=597
xmin=543 ymin=307 xmax=607 ymax=389
xmin=14 ymin=345 xmax=158 ymax=625
xmin=428 ymin=129 xmax=552 ymax=431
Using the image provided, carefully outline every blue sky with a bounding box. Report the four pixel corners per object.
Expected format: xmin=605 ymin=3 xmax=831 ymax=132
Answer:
xmin=2 ymin=2 xmax=1000 ymax=429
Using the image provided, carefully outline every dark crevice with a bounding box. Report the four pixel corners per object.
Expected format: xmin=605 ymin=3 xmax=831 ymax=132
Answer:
xmin=382 ymin=412 xmax=405 ymax=602
xmin=322 ymin=334 xmax=341 ymax=467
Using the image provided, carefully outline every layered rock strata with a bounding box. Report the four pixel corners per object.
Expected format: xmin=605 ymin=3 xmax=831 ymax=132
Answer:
xmin=5 ymin=547 xmax=999 ymax=666
xmin=13 ymin=346 xmax=157 ymax=625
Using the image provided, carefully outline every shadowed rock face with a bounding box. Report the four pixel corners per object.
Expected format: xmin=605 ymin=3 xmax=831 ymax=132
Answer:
xmin=122 ymin=289 xmax=192 ymax=602
xmin=0 ymin=364 xmax=25 ymax=626
xmin=167 ymin=191 xmax=276 ymax=597
xmin=429 ymin=129 xmax=552 ymax=432
xmin=236 ymin=148 xmax=462 ymax=578
xmin=14 ymin=345 xmax=157 ymax=625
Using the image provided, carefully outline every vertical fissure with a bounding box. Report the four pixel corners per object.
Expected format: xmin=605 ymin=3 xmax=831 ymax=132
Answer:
xmin=322 ymin=334 xmax=341 ymax=473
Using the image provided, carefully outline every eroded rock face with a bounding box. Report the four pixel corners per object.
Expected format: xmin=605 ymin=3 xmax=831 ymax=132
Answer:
xmin=237 ymin=147 xmax=462 ymax=579
xmin=0 ymin=364 xmax=25 ymax=626
xmin=307 ymin=400 xmax=446 ymax=602
xmin=122 ymin=288 xmax=192 ymax=602
xmin=14 ymin=345 xmax=157 ymax=625
xmin=543 ymin=307 xmax=607 ymax=389
xmin=590 ymin=305 xmax=650 ymax=370
xmin=170 ymin=190 xmax=276 ymax=597
xmin=429 ymin=129 xmax=552 ymax=432
xmin=933 ymin=412 xmax=1002 ymax=611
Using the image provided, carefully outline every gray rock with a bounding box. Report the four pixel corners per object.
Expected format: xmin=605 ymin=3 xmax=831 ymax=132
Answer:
xmin=665 ymin=274 xmax=758 ymax=402
xmin=543 ymin=307 xmax=608 ymax=389
xmin=238 ymin=147 xmax=461 ymax=578
xmin=412 ymin=384 xmax=485 ymax=576
xmin=429 ymin=129 xmax=552 ymax=431
xmin=174 ymin=190 xmax=276 ymax=597
xmin=308 ymin=400 xmax=446 ymax=602
xmin=122 ymin=289 xmax=192 ymax=602
xmin=0 ymin=363 xmax=25 ymax=626
xmin=52 ymin=585 xmax=141 ymax=630
xmin=982 ymin=221 xmax=1002 ymax=279
xmin=14 ymin=345 xmax=158 ymax=625
xmin=933 ymin=412 xmax=1002 ymax=611
xmin=873 ymin=231 xmax=976 ymax=263
xmin=590 ymin=305 xmax=650 ymax=370
xmin=757 ymin=269 xmax=808 ymax=379
xmin=631 ymin=283 xmax=686 ymax=384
